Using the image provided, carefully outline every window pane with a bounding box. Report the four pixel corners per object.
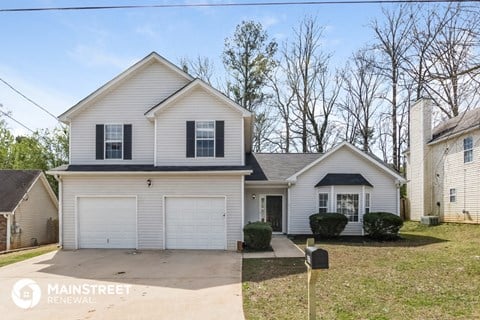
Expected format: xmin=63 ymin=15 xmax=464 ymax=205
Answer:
xmin=337 ymin=194 xmax=359 ymax=222
xmin=318 ymin=193 xmax=328 ymax=207
xmin=106 ymin=142 xmax=122 ymax=159
xmin=319 ymin=208 xmax=327 ymax=213
xmin=196 ymin=140 xmax=214 ymax=157
xmin=464 ymin=150 xmax=473 ymax=163
xmin=105 ymin=124 xmax=122 ymax=140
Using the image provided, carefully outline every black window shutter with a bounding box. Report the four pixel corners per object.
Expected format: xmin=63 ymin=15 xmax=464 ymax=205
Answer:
xmin=95 ymin=124 xmax=104 ymax=160
xmin=215 ymin=120 xmax=224 ymax=158
xmin=186 ymin=121 xmax=195 ymax=158
xmin=123 ymin=124 xmax=132 ymax=160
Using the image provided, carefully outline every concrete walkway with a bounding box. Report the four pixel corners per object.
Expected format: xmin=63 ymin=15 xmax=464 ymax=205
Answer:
xmin=243 ymin=235 xmax=304 ymax=259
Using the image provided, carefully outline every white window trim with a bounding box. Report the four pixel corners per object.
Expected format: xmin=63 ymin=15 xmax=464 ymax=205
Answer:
xmin=104 ymin=124 xmax=124 ymax=160
xmin=335 ymin=193 xmax=360 ymax=223
xmin=318 ymin=192 xmax=329 ymax=213
xmin=365 ymin=192 xmax=371 ymax=214
xmin=195 ymin=120 xmax=216 ymax=158
xmin=464 ymin=136 xmax=473 ymax=163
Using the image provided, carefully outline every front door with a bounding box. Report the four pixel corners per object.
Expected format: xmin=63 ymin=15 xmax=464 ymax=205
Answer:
xmin=266 ymin=196 xmax=282 ymax=232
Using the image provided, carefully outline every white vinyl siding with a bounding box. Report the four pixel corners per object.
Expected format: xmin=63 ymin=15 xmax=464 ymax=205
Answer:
xmin=288 ymin=146 xmax=398 ymax=236
xmin=69 ymin=61 xmax=189 ymax=164
xmin=435 ymin=131 xmax=480 ymax=223
xmin=61 ymin=175 xmax=242 ymax=250
xmin=155 ymin=87 xmax=243 ymax=165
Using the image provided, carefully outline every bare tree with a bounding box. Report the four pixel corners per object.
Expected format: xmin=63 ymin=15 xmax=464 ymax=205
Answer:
xmin=423 ymin=3 xmax=480 ymax=118
xmin=341 ymin=49 xmax=383 ymax=152
xmin=284 ymin=16 xmax=339 ymax=153
xmin=371 ymin=5 xmax=413 ymax=169
xmin=268 ymin=67 xmax=296 ymax=152
xmin=180 ymin=56 xmax=215 ymax=85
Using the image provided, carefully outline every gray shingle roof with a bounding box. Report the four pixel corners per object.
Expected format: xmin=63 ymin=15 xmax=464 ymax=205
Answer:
xmin=431 ymin=108 xmax=480 ymax=142
xmin=0 ymin=170 xmax=41 ymax=212
xmin=246 ymin=153 xmax=322 ymax=181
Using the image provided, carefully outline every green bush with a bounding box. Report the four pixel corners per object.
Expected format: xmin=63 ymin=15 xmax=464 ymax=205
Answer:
xmin=363 ymin=212 xmax=403 ymax=240
xmin=309 ymin=213 xmax=348 ymax=238
xmin=243 ymin=222 xmax=273 ymax=250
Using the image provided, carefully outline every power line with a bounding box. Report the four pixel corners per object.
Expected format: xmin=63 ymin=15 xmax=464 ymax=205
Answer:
xmin=0 ymin=77 xmax=58 ymax=121
xmin=0 ymin=0 xmax=479 ymax=12
xmin=0 ymin=109 xmax=36 ymax=134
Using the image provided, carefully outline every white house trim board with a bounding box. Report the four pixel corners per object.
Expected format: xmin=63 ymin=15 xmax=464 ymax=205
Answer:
xmin=47 ymin=170 xmax=253 ymax=177
xmin=145 ymin=79 xmax=251 ymax=119
xmin=287 ymin=142 xmax=406 ymax=183
xmin=59 ymin=52 xmax=193 ymax=123
xmin=75 ymin=195 xmax=138 ymax=250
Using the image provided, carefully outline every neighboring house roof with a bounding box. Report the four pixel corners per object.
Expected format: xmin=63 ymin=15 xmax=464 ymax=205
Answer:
xmin=315 ymin=173 xmax=373 ymax=187
xmin=245 ymin=153 xmax=322 ymax=181
xmin=429 ymin=108 xmax=480 ymax=144
xmin=58 ymin=52 xmax=193 ymax=123
xmin=0 ymin=170 xmax=57 ymax=213
xmin=287 ymin=142 xmax=406 ymax=183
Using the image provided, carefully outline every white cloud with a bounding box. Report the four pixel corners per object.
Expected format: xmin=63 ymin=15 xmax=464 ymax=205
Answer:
xmin=68 ymin=44 xmax=136 ymax=69
xmin=135 ymin=24 xmax=159 ymax=39
xmin=261 ymin=16 xmax=280 ymax=28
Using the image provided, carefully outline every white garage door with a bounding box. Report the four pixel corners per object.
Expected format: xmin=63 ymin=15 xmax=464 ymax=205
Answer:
xmin=77 ymin=197 xmax=137 ymax=249
xmin=165 ymin=197 xmax=226 ymax=250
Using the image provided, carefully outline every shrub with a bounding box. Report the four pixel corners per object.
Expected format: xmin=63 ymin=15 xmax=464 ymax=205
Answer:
xmin=363 ymin=212 xmax=403 ymax=240
xmin=309 ymin=213 xmax=348 ymax=238
xmin=243 ymin=221 xmax=273 ymax=250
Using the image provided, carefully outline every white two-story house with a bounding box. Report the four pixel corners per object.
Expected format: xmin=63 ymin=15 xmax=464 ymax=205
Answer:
xmin=407 ymin=98 xmax=480 ymax=224
xmin=49 ymin=52 xmax=405 ymax=250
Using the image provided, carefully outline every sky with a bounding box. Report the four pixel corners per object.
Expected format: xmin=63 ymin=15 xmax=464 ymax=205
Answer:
xmin=0 ymin=0 xmax=409 ymax=136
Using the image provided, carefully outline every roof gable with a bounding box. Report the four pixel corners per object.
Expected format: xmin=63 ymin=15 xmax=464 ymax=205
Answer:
xmin=58 ymin=52 xmax=193 ymax=122
xmin=144 ymin=79 xmax=251 ymax=119
xmin=0 ymin=170 xmax=42 ymax=213
xmin=287 ymin=142 xmax=405 ymax=183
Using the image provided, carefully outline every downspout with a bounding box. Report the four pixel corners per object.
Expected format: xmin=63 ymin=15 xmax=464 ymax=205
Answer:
xmin=53 ymin=174 xmax=63 ymax=247
xmin=2 ymin=213 xmax=11 ymax=251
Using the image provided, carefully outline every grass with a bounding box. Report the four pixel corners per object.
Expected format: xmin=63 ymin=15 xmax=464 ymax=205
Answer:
xmin=243 ymin=222 xmax=480 ymax=320
xmin=0 ymin=244 xmax=58 ymax=267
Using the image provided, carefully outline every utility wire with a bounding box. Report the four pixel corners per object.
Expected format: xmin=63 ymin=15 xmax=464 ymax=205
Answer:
xmin=0 ymin=77 xmax=58 ymax=121
xmin=0 ymin=0 xmax=479 ymax=12
xmin=0 ymin=109 xmax=36 ymax=134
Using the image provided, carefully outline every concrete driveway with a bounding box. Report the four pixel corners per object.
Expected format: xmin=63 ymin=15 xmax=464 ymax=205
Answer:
xmin=0 ymin=249 xmax=244 ymax=320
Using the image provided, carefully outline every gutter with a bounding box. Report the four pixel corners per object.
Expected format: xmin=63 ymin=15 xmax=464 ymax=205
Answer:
xmin=52 ymin=175 xmax=63 ymax=247
xmin=46 ymin=170 xmax=253 ymax=176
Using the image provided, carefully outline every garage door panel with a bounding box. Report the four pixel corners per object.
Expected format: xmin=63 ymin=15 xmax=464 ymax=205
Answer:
xmin=165 ymin=197 xmax=225 ymax=250
xmin=78 ymin=197 xmax=137 ymax=249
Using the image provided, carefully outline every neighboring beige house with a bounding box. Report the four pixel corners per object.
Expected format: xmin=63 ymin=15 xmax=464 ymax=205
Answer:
xmin=407 ymin=99 xmax=480 ymax=224
xmin=0 ymin=170 xmax=58 ymax=251
xmin=48 ymin=52 xmax=405 ymax=251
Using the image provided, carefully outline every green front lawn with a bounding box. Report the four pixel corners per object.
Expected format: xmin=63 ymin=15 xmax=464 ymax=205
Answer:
xmin=243 ymin=222 xmax=480 ymax=320
xmin=0 ymin=244 xmax=58 ymax=267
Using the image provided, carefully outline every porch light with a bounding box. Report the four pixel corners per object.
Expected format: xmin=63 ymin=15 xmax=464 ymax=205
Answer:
xmin=252 ymin=193 xmax=256 ymax=200
xmin=147 ymin=179 xmax=152 ymax=187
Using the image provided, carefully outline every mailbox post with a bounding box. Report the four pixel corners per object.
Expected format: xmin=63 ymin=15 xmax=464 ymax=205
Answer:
xmin=305 ymin=238 xmax=329 ymax=320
